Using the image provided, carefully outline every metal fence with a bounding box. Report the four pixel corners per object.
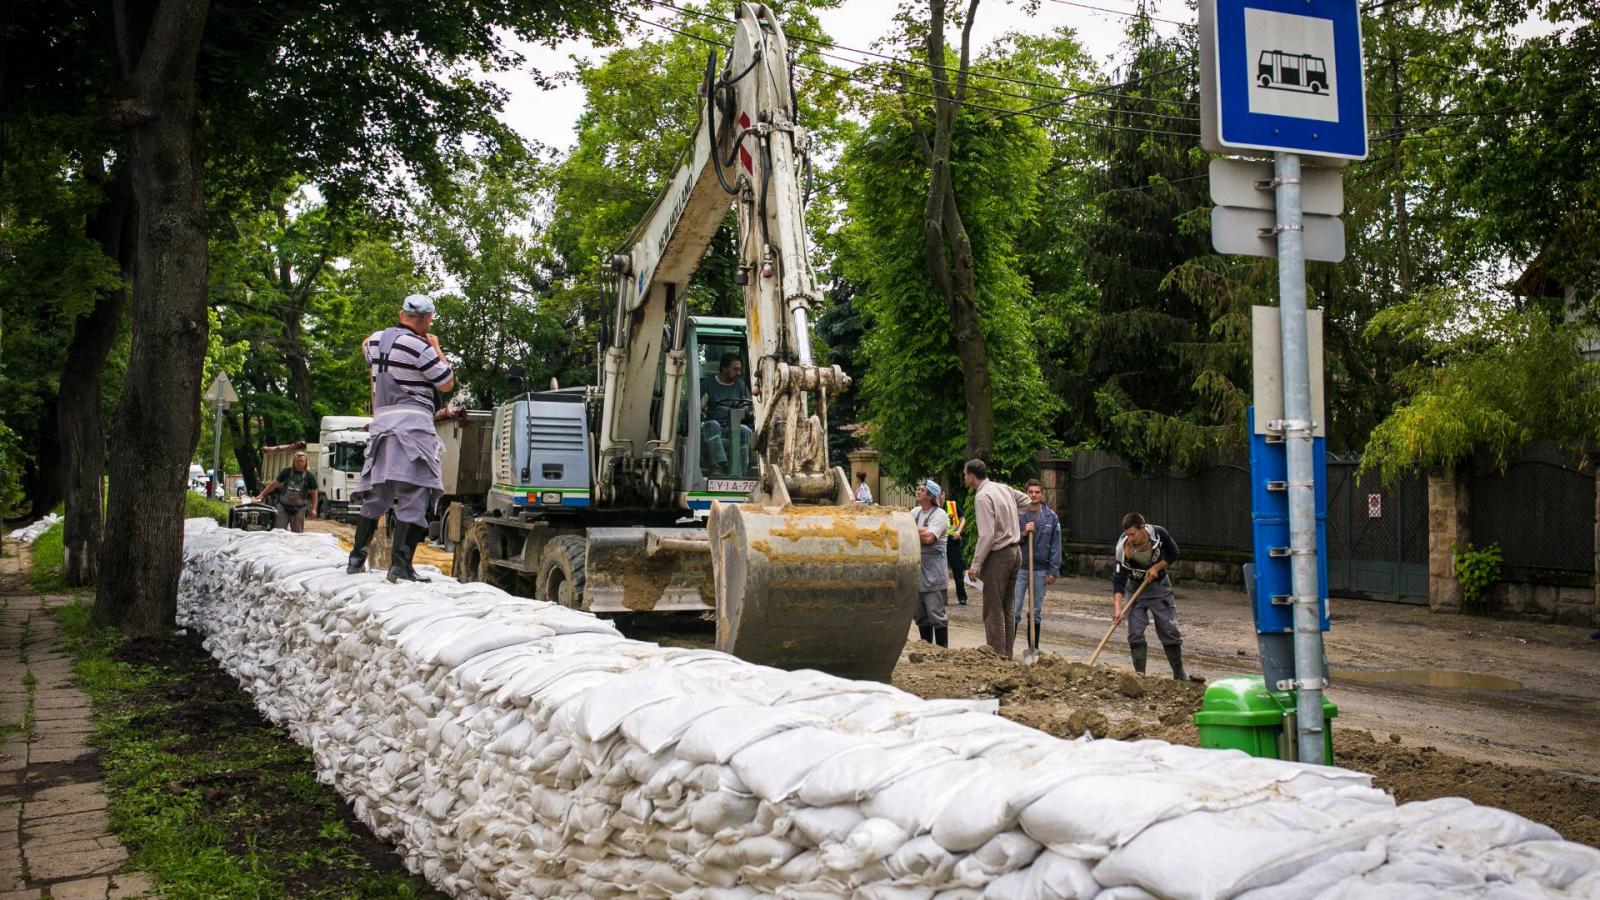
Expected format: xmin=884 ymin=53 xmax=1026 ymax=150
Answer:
xmin=1326 ymin=457 xmax=1430 ymax=602
xmin=1472 ymin=457 xmax=1593 ymax=574
xmin=1063 ymin=450 xmax=1253 ymax=551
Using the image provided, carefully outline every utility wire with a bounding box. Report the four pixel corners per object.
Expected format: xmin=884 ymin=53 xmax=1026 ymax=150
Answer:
xmin=613 ymin=8 xmax=1202 ymax=139
xmin=643 ymin=0 xmax=1201 ymax=109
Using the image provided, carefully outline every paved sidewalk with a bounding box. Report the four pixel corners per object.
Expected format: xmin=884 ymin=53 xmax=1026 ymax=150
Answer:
xmin=1 ymin=547 xmax=154 ymax=899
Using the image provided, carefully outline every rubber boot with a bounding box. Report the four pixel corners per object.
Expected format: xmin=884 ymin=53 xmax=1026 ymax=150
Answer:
xmin=387 ymin=522 xmax=431 ymax=584
xmin=347 ymin=516 xmax=379 ymax=574
xmin=918 ymin=625 xmax=934 ymax=644
xmin=1130 ymin=642 xmax=1147 ymax=675
xmin=933 ymin=627 xmax=948 ymax=648
xmin=1164 ymin=644 xmax=1188 ymax=681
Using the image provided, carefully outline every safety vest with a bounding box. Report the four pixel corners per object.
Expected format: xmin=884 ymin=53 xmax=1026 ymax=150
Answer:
xmin=944 ymin=500 xmax=962 ymax=537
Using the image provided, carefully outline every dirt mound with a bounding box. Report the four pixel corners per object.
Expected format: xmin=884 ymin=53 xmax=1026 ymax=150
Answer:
xmin=892 ymin=645 xmax=1600 ymax=848
xmin=1335 ymin=729 xmax=1600 ymax=849
xmin=893 ymin=646 xmax=1205 ymax=744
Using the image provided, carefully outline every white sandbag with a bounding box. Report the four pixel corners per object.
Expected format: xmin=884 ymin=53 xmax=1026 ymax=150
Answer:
xmin=176 ymin=519 xmax=1599 ymax=900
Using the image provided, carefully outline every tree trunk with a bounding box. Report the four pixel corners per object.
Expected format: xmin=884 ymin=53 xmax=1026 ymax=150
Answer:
xmin=95 ymin=0 xmax=211 ymax=634
xmin=58 ymin=166 xmax=133 ymax=588
xmin=26 ymin=409 xmax=66 ymax=516
xmin=919 ymin=0 xmax=995 ymax=463
xmin=227 ymin=407 xmax=259 ymax=493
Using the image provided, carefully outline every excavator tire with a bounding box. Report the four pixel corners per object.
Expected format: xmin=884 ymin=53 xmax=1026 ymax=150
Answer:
xmin=539 ymin=535 xmax=587 ymax=610
xmin=455 ymin=521 xmax=517 ymax=592
xmin=708 ymin=502 xmax=920 ymax=682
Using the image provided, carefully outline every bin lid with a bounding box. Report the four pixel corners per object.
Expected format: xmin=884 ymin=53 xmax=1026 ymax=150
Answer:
xmin=1193 ymin=675 xmax=1337 ymax=726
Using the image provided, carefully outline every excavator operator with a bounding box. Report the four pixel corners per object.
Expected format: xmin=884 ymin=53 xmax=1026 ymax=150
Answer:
xmin=700 ymin=352 xmax=752 ymax=476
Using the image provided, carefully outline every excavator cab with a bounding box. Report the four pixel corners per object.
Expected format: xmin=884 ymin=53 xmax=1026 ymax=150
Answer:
xmin=677 ymin=317 xmax=759 ymax=516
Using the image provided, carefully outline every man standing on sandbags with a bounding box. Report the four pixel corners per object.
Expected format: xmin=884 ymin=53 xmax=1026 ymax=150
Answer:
xmin=912 ymin=480 xmax=951 ymax=647
xmin=963 ymin=459 xmax=1031 ymax=658
xmin=1112 ymin=512 xmax=1188 ymax=680
xmin=346 ymin=294 xmax=455 ymax=582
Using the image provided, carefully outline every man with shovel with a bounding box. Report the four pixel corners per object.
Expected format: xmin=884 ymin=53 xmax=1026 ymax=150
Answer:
xmin=1111 ymin=512 xmax=1188 ymax=680
xmin=1012 ymin=479 xmax=1061 ymax=659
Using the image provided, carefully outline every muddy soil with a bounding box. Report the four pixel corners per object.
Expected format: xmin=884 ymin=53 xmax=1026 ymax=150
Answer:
xmin=305 ymin=517 xmax=455 ymax=574
xmin=113 ymin=630 xmax=444 ymax=897
xmin=892 ymin=645 xmax=1600 ymax=849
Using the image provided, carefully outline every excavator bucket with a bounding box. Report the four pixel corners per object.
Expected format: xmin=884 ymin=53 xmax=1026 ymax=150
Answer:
xmin=707 ymin=501 xmax=921 ymax=682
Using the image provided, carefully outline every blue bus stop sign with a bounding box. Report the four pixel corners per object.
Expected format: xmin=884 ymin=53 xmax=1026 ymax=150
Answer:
xmin=1201 ymin=0 xmax=1368 ymax=160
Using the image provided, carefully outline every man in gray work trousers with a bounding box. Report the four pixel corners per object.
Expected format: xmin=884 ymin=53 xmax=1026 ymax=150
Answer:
xmin=1112 ymin=511 xmax=1188 ymax=680
xmin=346 ymin=294 xmax=455 ymax=582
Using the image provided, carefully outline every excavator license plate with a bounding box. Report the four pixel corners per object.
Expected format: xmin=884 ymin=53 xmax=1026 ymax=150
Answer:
xmin=707 ymin=479 xmax=757 ymax=492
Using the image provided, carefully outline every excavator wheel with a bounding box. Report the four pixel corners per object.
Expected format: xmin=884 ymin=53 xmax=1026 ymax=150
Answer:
xmin=455 ymin=521 xmax=517 ymax=592
xmin=708 ymin=502 xmax=921 ymax=682
xmin=538 ymin=535 xmax=588 ymax=609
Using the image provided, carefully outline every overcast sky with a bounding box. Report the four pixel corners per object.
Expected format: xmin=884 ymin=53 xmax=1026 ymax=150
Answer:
xmin=490 ymin=1 xmax=1579 ymax=156
xmin=496 ymin=0 xmax=1197 ymax=153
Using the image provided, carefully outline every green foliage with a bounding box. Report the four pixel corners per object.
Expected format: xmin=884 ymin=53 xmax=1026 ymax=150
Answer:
xmin=28 ymin=522 xmax=68 ymax=594
xmin=838 ymin=101 xmax=1056 ymax=483
xmin=423 ymin=151 xmax=588 ymax=405
xmin=0 ymin=421 xmax=28 ymax=516
xmin=1453 ymin=542 xmax=1503 ymax=613
xmin=1360 ymin=293 xmax=1600 ymax=483
xmin=184 ymin=492 xmax=232 ymax=526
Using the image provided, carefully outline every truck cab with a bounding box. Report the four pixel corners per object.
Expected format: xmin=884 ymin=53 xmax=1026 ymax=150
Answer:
xmin=317 ymin=415 xmax=372 ymax=521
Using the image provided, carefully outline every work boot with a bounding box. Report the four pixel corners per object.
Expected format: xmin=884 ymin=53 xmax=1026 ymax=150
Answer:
xmin=1164 ymin=643 xmax=1188 ymax=681
xmin=347 ymin=516 xmax=379 ymax=574
xmin=387 ymin=522 xmax=431 ymax=584
xmin=933 ymin=626 xmax=948 ymax=648
xmin=1130 ymin=642 xmax=1147 ymax=675
xmin=918 ymin=625 xmax=934 ymax=644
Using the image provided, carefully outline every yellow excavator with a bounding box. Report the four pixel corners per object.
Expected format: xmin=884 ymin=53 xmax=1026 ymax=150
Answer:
xmin=428 ymin=3 xmax=920 ymax=681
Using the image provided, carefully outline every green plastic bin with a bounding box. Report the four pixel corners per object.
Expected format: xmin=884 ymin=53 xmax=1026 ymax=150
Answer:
xmin=1193 ymin=675 xmax=1337 ymax=762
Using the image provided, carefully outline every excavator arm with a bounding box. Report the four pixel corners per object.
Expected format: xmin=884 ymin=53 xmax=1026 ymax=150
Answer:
xmin=596 ymin=3 xmax=919 ymax=680
xmin=598 ymin=2 xmax=849 ymax=509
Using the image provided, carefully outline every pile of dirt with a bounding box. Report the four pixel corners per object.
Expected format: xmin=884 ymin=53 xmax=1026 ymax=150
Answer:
xmin=893 ymin=646 xmax=1205 ymax=744
xmin=892 ymin=645 xmax=1600 ymax=849
xmin=1335 ymin=728 xmax=1600 ymax=849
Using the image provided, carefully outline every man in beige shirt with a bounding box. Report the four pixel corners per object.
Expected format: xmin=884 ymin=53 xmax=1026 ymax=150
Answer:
xmin=963 ymin=459 xmax=1032 ymax=658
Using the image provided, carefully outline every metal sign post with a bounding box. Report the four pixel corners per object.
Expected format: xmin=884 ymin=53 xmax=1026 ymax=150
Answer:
xmin=204 ymin=373 xmax=238 ymax=500
xmin=1271 ymin=151 xmax=1328 ymax=764
xmin=1203 ymin=0 xmax=1366 ymax=767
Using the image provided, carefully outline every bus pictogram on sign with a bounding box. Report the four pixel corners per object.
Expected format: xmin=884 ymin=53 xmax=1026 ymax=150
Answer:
xmin=1258 ymin=50 xmax=1329 ymax=94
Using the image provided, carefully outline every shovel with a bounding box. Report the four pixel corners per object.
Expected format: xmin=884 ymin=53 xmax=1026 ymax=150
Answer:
xmin=1087 ymin=576 xmax=1151 ymax=667
xmin=1022 ymin=531 xmax=1039 ymax=666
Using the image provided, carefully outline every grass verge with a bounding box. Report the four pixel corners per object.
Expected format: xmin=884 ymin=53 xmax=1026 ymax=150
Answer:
xmin=28 ymin=522 xmax=67 ymax=594
xmin=55 ymin=602 xmax=440 ymax=899
xmin=184 ymin=492 xmax=231 ymax=525
xmin=27 ymin=493 xmax=226 ymax=593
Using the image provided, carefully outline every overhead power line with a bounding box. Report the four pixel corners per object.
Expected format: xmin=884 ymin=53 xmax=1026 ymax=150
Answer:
xmin=610 ymin=8 xmax=1202 ymax=139
xmin=643 ymin=0 xmax=1200 ymax=109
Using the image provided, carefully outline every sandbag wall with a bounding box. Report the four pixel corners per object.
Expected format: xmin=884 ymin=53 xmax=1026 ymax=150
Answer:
xmin=177 ymin=520 xmax=1600 ymax=899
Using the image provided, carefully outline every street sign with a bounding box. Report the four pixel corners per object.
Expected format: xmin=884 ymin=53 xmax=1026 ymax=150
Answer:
xmin=1209 ymin=159 xmax=1344 ymax=215
xmin=1199 ymin=0 xmax=1368 ymax=161
xmin=1367 ymin=493 xmax=1382 ymax=518
xmin=203 ymin=372 xmax=238 ymax=405
xmin=1212 ymin=206 xmax=1346 ymax=262
xmin=1251 ymin=305 xmax=1325 ymax=437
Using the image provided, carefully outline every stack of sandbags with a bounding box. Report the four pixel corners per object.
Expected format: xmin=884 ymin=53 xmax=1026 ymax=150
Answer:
xmin=177 ymin=519 xmax=1600 ymax=899
xmin=8 ymin=512 xmax=61 ymax=543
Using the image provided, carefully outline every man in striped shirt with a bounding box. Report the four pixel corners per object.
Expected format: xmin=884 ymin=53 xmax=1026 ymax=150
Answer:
xmin=346 ymin=294 xmax=455 ymax=582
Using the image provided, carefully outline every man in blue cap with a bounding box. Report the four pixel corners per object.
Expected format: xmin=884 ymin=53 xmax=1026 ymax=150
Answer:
xmin=346 ymin=294 xmax=455 ymax=582
xmin=912 ymin=480 xmax=952 ymax=647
